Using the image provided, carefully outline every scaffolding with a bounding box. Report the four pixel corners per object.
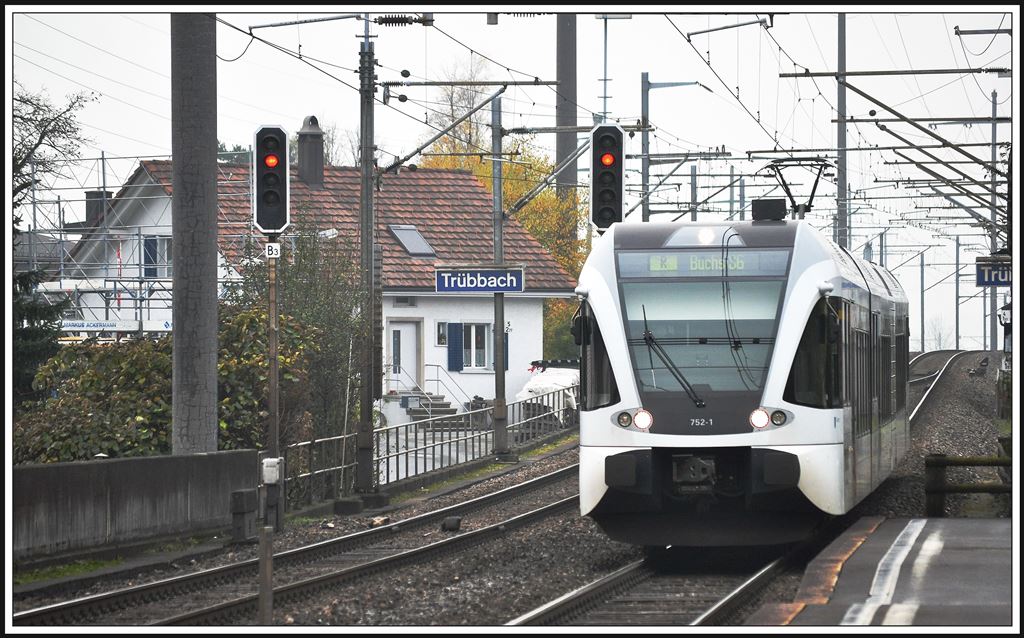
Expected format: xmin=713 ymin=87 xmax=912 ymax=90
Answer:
xmin=16 ymin=151 xmax=261 ymax=338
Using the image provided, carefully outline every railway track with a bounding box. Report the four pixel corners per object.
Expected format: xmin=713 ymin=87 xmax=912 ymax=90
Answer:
xmin=510 ymin=349 xmax=974 ymax=627
xmin=14 ymin=464 xmax=578 ymax=626
xmin=507 ymin=546 xmax=802 ymax=626
xmin=909 ymin=350 xmax=975 ymax=425
xmin=159 ymin=495 xmax=578 ymax=625
xmin=909 ymin=349 xmax=960 ymax=386
xmin=16 ymin=351 xmax=974 ymax=627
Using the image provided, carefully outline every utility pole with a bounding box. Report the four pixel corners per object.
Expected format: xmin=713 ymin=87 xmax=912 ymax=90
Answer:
xmin=356 ymin=19 xmax=380 ymax=496
xmin=982 ymin=288 xmax=987 ymax=349
xmin=492 ymin=97 xmax=511 ymax=460
xmin=989 ymin=90 xmax=998 ymax=352
xmin=640 ymin=74 xmax=708 ymax=221
xmin=739 ymin=177 xmax=746 ymax=220
xmin=728 ymin=165 xmax=735 ymax=219
xmin=690 ymin=164 xmax=697 ymax=221
xmin=170 ymin=13 xmax=218 ymax=455
xmin=955 ymin=235 xmax=960 ymax=350
xmin=836 ymin=12 xmax=849 ymax=249
xmin=642 ymin=72 xmax=650 ymax=221
xmin=920 ymin=251 xmax=925 ymax=352
xmin=597 ymin=14 xmax=631 ymax=122
xmin=555 ymin=14 xmax=577 ymax=201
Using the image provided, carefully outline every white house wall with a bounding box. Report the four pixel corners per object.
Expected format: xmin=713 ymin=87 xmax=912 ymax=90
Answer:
xmin=67 ymin=182 xmax=238 ymax=328
xmin=383 ymin=294 xmax=548 ymax=408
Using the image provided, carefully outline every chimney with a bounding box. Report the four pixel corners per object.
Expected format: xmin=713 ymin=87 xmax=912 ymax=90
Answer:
xmin=298 ymin=115 xmax=324 ymax=189
xmin=85 ymin=190 xmax=114 ymax=226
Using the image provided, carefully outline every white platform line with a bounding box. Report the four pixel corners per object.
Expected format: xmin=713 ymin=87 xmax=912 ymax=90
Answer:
xmin=841 ymin=519 xmax=927 ymax=625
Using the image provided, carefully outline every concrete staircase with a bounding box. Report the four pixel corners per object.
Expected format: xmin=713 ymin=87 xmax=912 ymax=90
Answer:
xmin=400 ymin=392 xmax=490 ymax=430
xmin=404 ymin=392 xmax=458 ymax=421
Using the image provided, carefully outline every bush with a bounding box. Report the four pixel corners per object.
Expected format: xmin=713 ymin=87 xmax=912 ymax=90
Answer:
xmin=13 ymin=305 xmax=318 ymax=464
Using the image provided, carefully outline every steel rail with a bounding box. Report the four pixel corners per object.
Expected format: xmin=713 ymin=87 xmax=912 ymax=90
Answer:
xmin=506 ymin=560 xmax=651 ymax=626
xmin=909 ymin=349 xmax=961 ymax=385
xmin=157 ymin=496 xmax=579 ymax=625
xmin=690 ymin=557 xmax=785 ymax=625
xmin=14 ymin=464 xmax=577 ymax=626
xmin=909 ymin=350 xmax=975 ymax=425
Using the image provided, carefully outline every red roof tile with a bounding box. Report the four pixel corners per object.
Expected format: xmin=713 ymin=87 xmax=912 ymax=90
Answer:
xmin=139 ymin=160 xmax=576 ymax=293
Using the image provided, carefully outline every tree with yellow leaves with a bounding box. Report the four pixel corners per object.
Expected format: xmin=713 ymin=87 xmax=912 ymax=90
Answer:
xmin=417 ymin=59 xmax=588 ymax=358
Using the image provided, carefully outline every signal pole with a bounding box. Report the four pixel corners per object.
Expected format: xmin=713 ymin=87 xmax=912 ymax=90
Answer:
xmin=492 ymin=97 xmax=511 ymax=459
xmin=989 ymin=90 xmax=998 ymax=352
xmin=357 ymin=18 xmax=379 ymax=496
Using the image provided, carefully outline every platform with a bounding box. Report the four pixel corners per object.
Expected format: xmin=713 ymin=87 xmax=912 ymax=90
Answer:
xmin=747 ymin=517 xmax=1013 ymax=626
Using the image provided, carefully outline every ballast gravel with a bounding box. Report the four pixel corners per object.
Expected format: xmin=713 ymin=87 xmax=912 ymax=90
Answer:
xmin=17 ymin=351 xmax=1008 ymax=627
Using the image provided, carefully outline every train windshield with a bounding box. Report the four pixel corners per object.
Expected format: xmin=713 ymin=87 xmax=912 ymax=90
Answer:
xmin=618 ymin=249 xmax=789 ymax=395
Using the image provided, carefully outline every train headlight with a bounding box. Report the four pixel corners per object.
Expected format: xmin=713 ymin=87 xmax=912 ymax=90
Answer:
xmin=771 ymin=410 xmax=787 ymax=426
xmin=633 ymin=409 xmax=654 ymax=430
xmin=617 ymin=412 xmax=633 ymax=428
xmin=749 ymin=408 xmax=770 ymax=429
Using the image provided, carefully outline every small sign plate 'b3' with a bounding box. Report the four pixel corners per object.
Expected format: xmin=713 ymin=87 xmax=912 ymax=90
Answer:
xmin=266 ymin=243 xmax=281 ymax=260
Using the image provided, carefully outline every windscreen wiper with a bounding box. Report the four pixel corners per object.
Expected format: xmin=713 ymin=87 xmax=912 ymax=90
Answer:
xmin=642 ymin=305 xmax=706 ymax=408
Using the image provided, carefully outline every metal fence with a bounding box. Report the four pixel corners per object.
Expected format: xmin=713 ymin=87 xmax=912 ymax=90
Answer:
xmin=373 ymin=385 xmax=578 ymax=486
xmin=277 ymin=384 xmax=579 ymax=509
xmin=280 ymin=432 xmax=359 ymax=511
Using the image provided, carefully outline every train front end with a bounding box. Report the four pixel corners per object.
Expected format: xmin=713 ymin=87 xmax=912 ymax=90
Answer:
xmin=576 ymin=221 xmax=843 ymax=547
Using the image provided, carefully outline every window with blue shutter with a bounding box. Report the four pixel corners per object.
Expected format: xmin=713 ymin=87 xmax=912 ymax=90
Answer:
xmin=447 ymin=322 xmax=464 ymax=371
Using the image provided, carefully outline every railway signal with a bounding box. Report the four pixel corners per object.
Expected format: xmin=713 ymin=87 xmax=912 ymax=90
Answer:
xmin=253 ymin=125 xmax=290 ymax=234
xmin=590 ymin=124 xmax=625 ymax=229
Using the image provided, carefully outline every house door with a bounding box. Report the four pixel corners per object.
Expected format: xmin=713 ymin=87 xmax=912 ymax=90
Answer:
xmin=388 ymin=321 xmax=420 ymax=393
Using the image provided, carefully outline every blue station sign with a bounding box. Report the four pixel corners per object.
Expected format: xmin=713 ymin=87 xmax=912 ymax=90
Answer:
xmin=435 ymin=267 xmax=525 ymax=293
xmin=976 ymin=257 xmax=1011 ymax=287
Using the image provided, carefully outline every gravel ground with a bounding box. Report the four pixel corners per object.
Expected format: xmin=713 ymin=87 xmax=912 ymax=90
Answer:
xmin=271 ymin=511 xmax=640 ymax=626
xmin=269 ymin=351 xmax=1006 ymax=627
xmin=17 ymin=351 xmax=1008 ymax=627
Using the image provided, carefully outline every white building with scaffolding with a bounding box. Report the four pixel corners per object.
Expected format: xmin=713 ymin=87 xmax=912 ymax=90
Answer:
xmin=19 ymin=117 xmax=577 ymax=411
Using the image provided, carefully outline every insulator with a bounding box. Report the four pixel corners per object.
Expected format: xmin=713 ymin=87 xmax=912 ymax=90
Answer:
xmin=376 ymin=15 xmax=412 ymax=26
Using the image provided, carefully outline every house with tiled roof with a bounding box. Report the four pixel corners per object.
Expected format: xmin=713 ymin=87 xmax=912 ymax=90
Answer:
xmin=60 ymin=116 xmax=577 ymax=414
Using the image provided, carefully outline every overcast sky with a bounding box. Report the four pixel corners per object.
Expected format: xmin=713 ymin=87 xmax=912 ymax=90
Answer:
xmin=6 ymin=5 xmax=1019 ymax=349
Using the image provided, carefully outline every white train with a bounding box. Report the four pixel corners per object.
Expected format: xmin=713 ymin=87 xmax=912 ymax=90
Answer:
xmin=574 ymin=220 xmax=910 ymax=546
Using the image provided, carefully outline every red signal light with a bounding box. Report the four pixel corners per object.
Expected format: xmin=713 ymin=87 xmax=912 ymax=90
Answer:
xmin=264 ymin=154 xmax=280 ymax=169
xmin=601 ymin=152 xmax=616 ymax=167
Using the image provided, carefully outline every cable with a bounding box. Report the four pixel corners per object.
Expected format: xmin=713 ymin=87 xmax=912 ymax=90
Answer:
xmin=214 ymin=16 xmax=494 ymax=159
xmin=23 ymin=15 xmax=169 ymax=78
xmin=958 ymin=14 xmax=1008 ymax=56
xmin=428 ymin=20 xmax=606 ymax=124
xmin=14 ymin=55 xmax=169 ymax=121
xmin=218 ymin=35 xmax=255 ymax=62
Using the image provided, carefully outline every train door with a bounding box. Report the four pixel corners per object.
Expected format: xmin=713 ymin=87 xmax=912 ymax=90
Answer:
xmin=870 ymin=311 xmax=881 ymax=490
xmin=841 ymin=299 xmax=856 ymax=510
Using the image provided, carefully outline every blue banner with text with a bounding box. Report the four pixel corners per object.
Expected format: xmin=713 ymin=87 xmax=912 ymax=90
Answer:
xmin=435 ymin=268 xmax=525 ymax=293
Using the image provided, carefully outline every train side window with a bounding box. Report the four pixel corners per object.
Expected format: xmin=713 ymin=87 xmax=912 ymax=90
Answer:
xmin=784 ymin=298 xmax=841 ymax=409
xmin=580 ymin=302 xmax=620 ymax=411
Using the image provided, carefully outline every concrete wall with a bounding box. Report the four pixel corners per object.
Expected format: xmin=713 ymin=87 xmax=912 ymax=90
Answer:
xmin=13 ymin=450 xmax=256 ymax=562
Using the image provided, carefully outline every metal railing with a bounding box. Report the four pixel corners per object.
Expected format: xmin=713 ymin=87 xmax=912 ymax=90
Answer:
xmin=280 ymin=431 xmax=359 ymax=510
xmin=374 ymin=384 xmax=579 ymax=487
xmin=386 ymin=365 xmax=458 ymax=419
xmin=925 ymin=453 xmax=1012 ymax=517
xmin=424 ymin=363 xmax=475 ymax=409
xmin=271 ymin=384 xmax=579 ymax=509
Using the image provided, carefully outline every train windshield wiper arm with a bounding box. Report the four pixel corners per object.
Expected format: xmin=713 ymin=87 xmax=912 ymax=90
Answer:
xmin=641 ymin=305 xmax=706 ymax=408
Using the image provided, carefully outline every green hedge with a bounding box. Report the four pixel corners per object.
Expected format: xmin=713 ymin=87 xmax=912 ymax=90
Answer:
xmin=13 ymin=305 xmax=318 ymax=464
